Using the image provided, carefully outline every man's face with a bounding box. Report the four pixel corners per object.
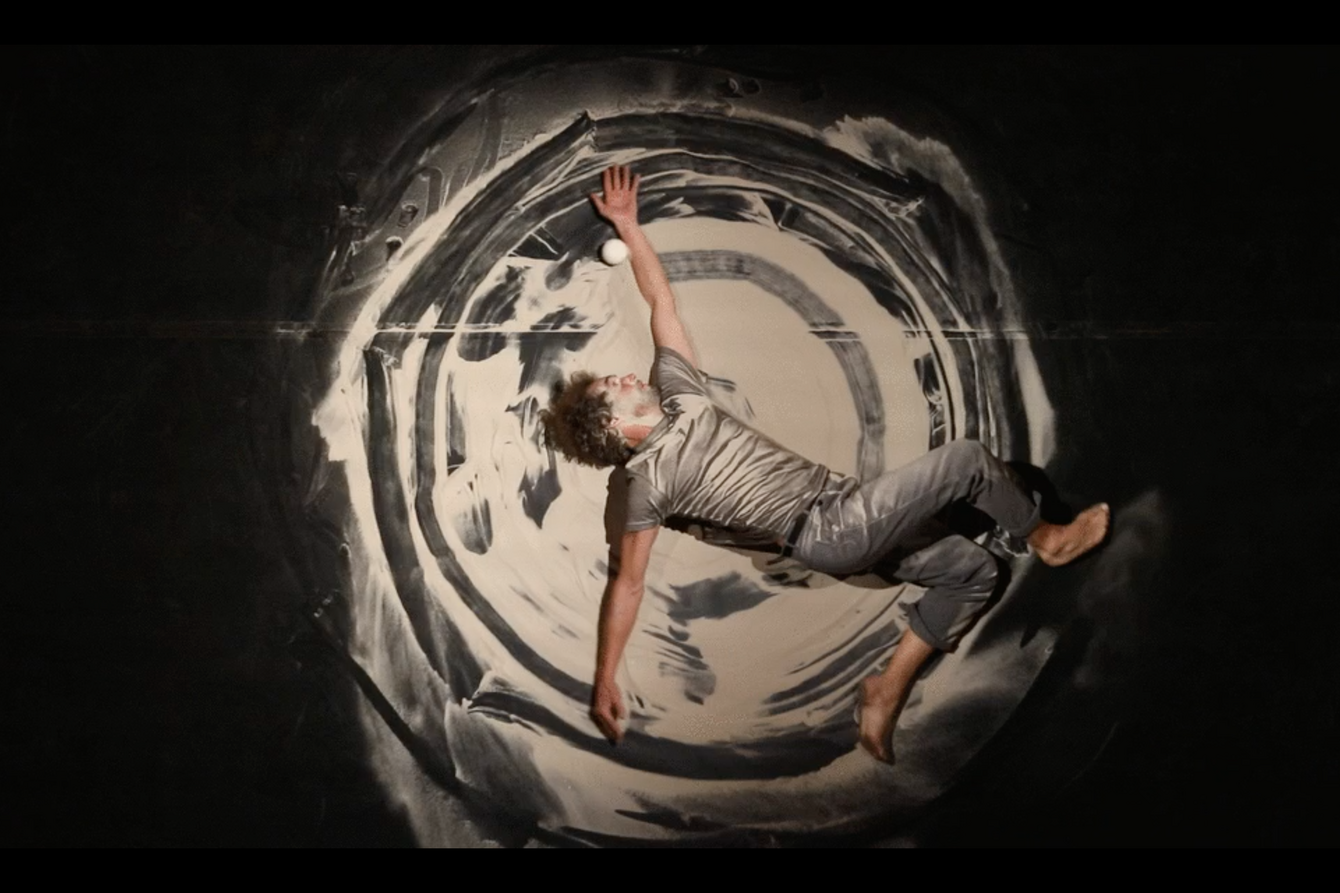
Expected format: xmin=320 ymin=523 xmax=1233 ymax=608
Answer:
xmin=589 ymin=373 xmax=657 ymax=423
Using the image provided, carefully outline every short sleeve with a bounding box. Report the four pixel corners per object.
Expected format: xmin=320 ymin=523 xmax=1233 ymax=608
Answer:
xmin=651 ymin=346 xmax=708 ymax=403
xmin=625 ymin=471 xmax=668 ymax=532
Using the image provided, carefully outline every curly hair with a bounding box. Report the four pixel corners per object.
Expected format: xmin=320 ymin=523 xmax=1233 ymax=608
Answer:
xmin=539 ymin=371 xmax=632 ymax=468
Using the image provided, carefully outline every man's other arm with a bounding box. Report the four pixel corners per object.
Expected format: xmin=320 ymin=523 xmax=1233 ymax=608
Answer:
xmin=590 ymin=524 xmax=659 ymax=743
xmin=590 ymin=165 xmax=697 ymax=367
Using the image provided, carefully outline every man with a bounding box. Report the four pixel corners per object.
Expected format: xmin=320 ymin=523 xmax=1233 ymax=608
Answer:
xmin=541 ymin=165 xmax=1110 ymax=763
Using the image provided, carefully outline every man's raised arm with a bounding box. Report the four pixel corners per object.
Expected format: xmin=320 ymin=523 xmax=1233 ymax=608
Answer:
xmin=590 ymin=165 xmax=697 ymax=367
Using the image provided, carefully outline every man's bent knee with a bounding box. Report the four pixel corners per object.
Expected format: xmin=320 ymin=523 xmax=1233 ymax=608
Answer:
xmin=941 ymin=438 xmax=992 ymax=469
xmin=903 ymin=549 xmax=999 ymax=651
xmin=963 ymin=550 xmax=999 ymax=594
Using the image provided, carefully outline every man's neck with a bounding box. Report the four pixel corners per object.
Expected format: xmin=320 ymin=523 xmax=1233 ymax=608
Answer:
xmin=620 ymin=407 xmax=664 ymax=449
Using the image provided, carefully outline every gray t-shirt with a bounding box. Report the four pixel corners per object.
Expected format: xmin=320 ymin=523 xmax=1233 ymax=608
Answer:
xmin=624 ymin=347 xmax=830 ymax=538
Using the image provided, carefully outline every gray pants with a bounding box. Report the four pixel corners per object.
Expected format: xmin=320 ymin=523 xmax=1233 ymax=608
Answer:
xmin=794 ymin=440 xmax=1040 ymax=651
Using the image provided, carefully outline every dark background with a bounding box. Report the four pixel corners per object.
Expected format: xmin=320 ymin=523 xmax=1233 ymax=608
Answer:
xmin=2 ymin=46 xmax=1335 ymax=846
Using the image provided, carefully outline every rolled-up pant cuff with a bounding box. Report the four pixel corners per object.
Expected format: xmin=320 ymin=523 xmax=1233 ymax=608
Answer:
xmin=907 ymin=600 xmax=966 ymax=652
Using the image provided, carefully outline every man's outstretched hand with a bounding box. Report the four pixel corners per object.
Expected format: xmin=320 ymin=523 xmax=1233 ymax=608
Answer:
xmin=590 ymin=677 xmax=626 ymax=743
xmin=590 ymin=164 xmax=640 ymax=231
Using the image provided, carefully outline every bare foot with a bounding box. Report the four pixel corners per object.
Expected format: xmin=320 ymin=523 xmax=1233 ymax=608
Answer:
xmin=856 ymin=676 xmax=900 ymax=764
xmin=1029 ymin=502 xmax=1111 ymax=567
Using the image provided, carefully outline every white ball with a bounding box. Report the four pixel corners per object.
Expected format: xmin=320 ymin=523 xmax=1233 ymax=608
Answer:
xmin=600 ymin=238 xmax=629 ymax=265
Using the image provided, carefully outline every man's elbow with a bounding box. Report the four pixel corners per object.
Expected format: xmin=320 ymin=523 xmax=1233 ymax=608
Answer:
xmin=608 ymin=573 xmax=646 ymax=605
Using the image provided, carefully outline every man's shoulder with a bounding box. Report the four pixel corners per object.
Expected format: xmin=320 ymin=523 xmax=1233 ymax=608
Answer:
xmin=653 ymin=346 xmax=709 ymax=400
xmin=624 ymin=456 xmax=670 ymax=531
xmin=654 ymin=344 xmax=696 ymax=368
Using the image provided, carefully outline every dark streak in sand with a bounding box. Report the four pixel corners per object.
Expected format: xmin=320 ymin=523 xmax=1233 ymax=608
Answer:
xmin=763 ymin=622 xmax=902 ymax=717
xmin=454 ymin=480 xmax=493 ymax=555
xmin=457 ymin=265 xmax=525 ymax=362
xmin=509 ymin=397 xmax=561 ymax=528
xmin=659 ymin=572 xmax=775 ymax=624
